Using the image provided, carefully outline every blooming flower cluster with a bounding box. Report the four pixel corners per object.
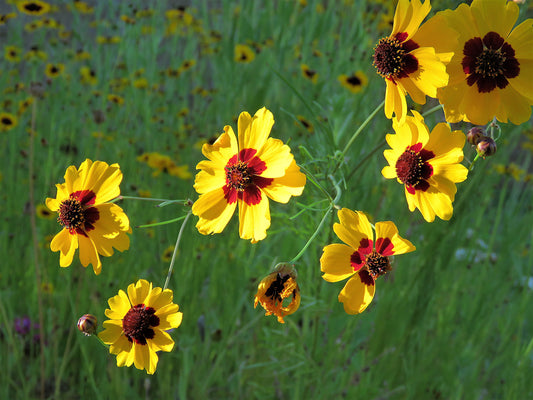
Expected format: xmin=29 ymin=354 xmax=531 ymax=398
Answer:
xmin=39 ymin=0 xmax=532 ymax=378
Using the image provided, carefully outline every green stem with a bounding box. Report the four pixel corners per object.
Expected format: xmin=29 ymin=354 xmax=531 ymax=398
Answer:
xmin=111 ymin=195 xmax=185 ymax=204
xmin=469 ymin=153 xmax=481 ymax=171
xmin=289 ymin=205 xmax=333 ymax=264
xmin=422 ymin=104 xmax=443 ymax=117
xmin=345 ymin=139 xmax=387 ymax=183
xmin=136 ymin=216 xmax=186 ymax=228
xmin=92 ymin=333 xmax=109 ymax=348
xmin=335 ymin=100 xmax=384 ymax=171
xmin=299 ymin=164 xmax=333 ymax=203
xmin=163 ymin=211 xmax=192 ymax=290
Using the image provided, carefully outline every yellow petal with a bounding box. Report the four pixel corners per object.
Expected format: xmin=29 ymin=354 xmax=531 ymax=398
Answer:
xmin=320 ymin=243 xmax=356 ymax=283
xmin=255 ymin=138 xmax=293 ymax=179
xmin=375 ymin=221 xmax=415 ymax=256
xmin=99 ymin=321 xmax=124 ymax=344
xmin=333 ymin=208 xmax=373 ymax=250
xmin=470 ymin=0 xmax=518 ymax=38
xmin=106 ymin=289 xmax=131 ymax=319
xmin=151 ymin=330 xmax=175 ymax=352
xmin=127 ymin=279 xmax=151 ymax=306
xmin=261 ymin=160 xmax=306 ymax=204
xmin=192 ymin=188 xmax=237 ymax=235
xmin=77 ymin=234 xmax=102 ymax=274
xmin=338 ymin=274 xmax=375 ymax=315
xmin=238 ymin=194 xmax=270 ymax=242
xmin=239 ymin=107 xmax=274 ymax=152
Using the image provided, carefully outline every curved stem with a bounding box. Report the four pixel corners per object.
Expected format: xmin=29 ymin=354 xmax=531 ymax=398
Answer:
xmin=299 ymin=164 xmax=333 ymax=203
xmin=289 ymin=205 xmax=333 ymax=264
xmin=422 ymin=104 xmax=443 ymax=117
xmin=111 ymin=195 xmax=185 ymax=204
xmin=334 ymin=100 xmax=384 ymax=172
xmin=163 ymin=211 xmax=192 ymax=290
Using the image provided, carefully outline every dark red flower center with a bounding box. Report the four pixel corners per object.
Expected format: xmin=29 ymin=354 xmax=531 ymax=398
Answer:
xmin=462 ymin=31 xmax=519 ymax=93
xmin=347 ymin=75 xmax=361 ymax=86
xmin=122 ymin=304 xmax=160 ymax=345
xmin=365 ymin=251 xmax=391 ymax=279
xmin=395 ymin=144 xmax=434 ymax=194
xmin=226 ymin=161 xmax=252 ymax=191
xmin=223 ymin=149 xmax=273 ymax=206
xmin=24 ymin=3 xmax=44 ymax=12
xmin=373 ymin=32 xmax=419 ymax=83
xmin=57 ymin=190 xmax=99 ymax=235
xmin=1 ymin=117 xmax=13 ymax=126
xmin=265 ymin=273 xmax=290 ymax=303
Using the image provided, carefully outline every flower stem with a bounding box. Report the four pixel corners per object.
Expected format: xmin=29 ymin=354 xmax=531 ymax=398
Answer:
xmin=92 ymin=333 xmax=109 ymax=348
xmin=111 ymin=195 xmax=185 ymax=205
xmin=335 ymin=100 xmax=384 ymax=172
xmin=163 ymin=211 xmax=192 ymax=290
xmin=299 ymin=164 xmax=333 ymax=203
xmin=289 ymin=205 xmax=333 ymax=264
xmin=469 ymin=153 xmax=481 ymax=170
xmin=136 ymin=216 xmax=186 ymax=228
xmin=422 ymin=104 xmax=443 ymax=117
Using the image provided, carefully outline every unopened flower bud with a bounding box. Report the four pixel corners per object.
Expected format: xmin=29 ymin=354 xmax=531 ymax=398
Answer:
xmin=254 ymin=263 xmax=300 ymax=323
xmin=77 ymin=314 xmax=97 ymax=336
xmin=476 ymin=136 xmax=497 ymax=158
xmin=466 ymin=127 xmax=484 ymax=146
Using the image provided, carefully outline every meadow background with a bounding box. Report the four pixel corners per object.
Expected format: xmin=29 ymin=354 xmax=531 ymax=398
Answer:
xmin=1 ymin=0 xmax=533 ymax=399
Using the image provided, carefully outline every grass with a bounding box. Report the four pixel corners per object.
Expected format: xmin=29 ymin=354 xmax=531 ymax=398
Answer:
xmin=1 ymin=0 xmax=532 ymax=399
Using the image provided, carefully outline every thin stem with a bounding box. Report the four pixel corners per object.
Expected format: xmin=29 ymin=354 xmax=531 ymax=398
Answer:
xmin=289 ymin=205 xmax=333 ymax=264
xmin=469 ymin=152 xmax=481 ymax=171
xmin=345 ymin=139 xmax=387 ymax=183
xmin=136 ymin=216 xmax=186 ymax=228
xmin=111 ymin=195 xmax=185 ymax=204
xmin=335 ymin=100 xmax=384 ymax=172
xmin=28 ymin=97 xmax=45 ymax=399
xmin=92 ymin=333 xmax=109 ymax=348
xmin=422 ymin=104 xmax=443 ymax=117
xmin=163 ymin=211 xmax=192 ymax=290
xmin=299 ymin=164 xmax=333 ymax=203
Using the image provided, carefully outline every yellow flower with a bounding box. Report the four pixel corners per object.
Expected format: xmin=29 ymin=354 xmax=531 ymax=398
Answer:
xmin=45 ymin=63 xmax=65 ymax=78
xmin=300 ymin=63 xmax=318 ymax=83
xmin=234 ymin=44 xmax=255 ymax=63
xmin=320 ymin=208 xmax=415 ymax=315
xmin=45 ymin=159 xmax=131 ymax=275
xmin=99 ymin=279 xmax=183 ymax=375
xmin=107 ymin=94 xmax=124 ymax=106
xmin=254 ymin=263 xmax=300 ymax=323
xmin=192 ymin=107 xmax=306 ymax=243
xmin=296 ymin=115 xmax=314 ymax=133
xmin=17 ymin=0 xmax=51 ymax=16
xmin=73 ymin=1 xmax=94 ymax=14
xmin=381 ymin=111 xmax=468 ymax=222
xmin=0 ymin=13 xmax=17 ymax=25
xmin=0 ymin=112 xmax=18 ymax=131
xmin=36 ymin=204 xmax=54 ymax=219
xmin=338 ymin=71 xmax=368 ymax=94
xmin=161 ymin=246 xmax=175 ymax=262
xmin=436 ymin=0 xmax=533 ymax=125
xmin=4 ymin=45 xmax=21 ymax=63
xmin=372 ymin=0 xmax=454 ymax=123
xmin=18 ymin=97 xmax=34 ymax=115
xmin=80 ymin=66 xmax=97 ymax=85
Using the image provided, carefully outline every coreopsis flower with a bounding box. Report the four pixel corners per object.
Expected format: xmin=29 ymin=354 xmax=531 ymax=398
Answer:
xmin=436 ymin=0 xmax=533 ymax=125
xmin=338 ymin=71 xmax=368 ymax=94
xmin=0 ymin=112 xmax=18 ymax=132
xmin=45 ymin=159 xmax=131 ymax=275
xmin=320 ymin=208 xmax=415 ymax=315
xmin=254 ymin=263 xmax=300 ymax=323
xmin=99 ymin=280 xmax=183 ymax=375
xmin=301 ymin=64 xmax=319 ymax=84
xmin=234 ymin=44 xmax=255 ymax=63
xmin=17 ymin=0 xmax=51 ymax=16
xmin=381 ymin=111 xmax=468 ymax=222
xmin=45 ymin=63 xmax=65 ymax=79
xmin=372 ymin=0 xmax=455 ymax=123
xmin=192 ymin=107 xmax=306 ymax=243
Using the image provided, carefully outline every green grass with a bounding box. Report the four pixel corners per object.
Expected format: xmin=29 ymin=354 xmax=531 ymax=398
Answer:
xmin=1 ymin=0 xmax=533 ymax=399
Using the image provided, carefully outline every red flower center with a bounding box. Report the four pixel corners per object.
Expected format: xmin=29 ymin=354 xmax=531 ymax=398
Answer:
xmin=365 ymin=251 xmax=391 ymax=279
xmin=223 ymin=149 xmax=273 ymax=206
xmin=462 ymin=31 xmax=519 ymax=93
xmin=265 ymin=273 xmax=290 ymax=304
xmin=373 ymin=32 xmax=419 ymax=83
xmin=226 ymin=161 xmax=252 ymax=191
xmin=122 ymin=304 xmax=160 ymax=345
xmin=57 ymin=190 xmax=99 ymax=235
xmin=395 ymin=144 xmax=434 ymax=194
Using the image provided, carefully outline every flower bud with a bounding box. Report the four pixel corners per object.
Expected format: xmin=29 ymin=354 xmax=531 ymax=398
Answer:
xmin=466 ymin=127 xmax=484 ymax=146
xmin=476 ymin=136 xmax=497 ymax=158
xmin=254 ymin=263 xmax=300 ymax=323
xmin=77 ymin=314 xmax=97 ymax=336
